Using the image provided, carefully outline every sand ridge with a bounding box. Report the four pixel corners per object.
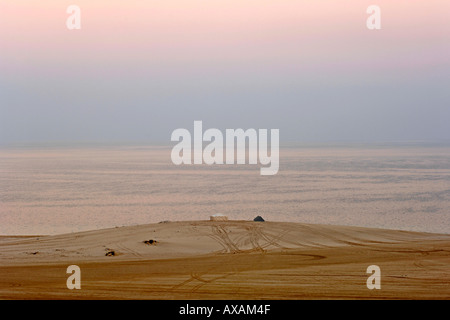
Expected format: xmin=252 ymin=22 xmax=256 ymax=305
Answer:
xmin=0 ymin=220 xmax=449 ymax=299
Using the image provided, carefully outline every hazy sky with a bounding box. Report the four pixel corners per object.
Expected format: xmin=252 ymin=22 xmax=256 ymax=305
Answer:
xmin=1 ymin=0 xmax=449 ymax=144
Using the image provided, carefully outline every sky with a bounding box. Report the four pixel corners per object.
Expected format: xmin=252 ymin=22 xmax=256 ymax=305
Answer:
xmin=0 ymin=0 xmax=449 ymax=145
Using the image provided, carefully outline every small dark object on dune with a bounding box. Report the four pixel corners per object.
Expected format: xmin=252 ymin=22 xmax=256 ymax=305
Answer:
xmin=105 ymin=250 xmax=115 ymax=256
xmin=253 ymin=216 xmax=265 ymax=222
xmin=143 ymin=239 xmax=158 ymax=245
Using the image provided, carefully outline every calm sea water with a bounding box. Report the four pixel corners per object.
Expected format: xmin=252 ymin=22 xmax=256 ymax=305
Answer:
xmin=1 ymin=145 xmax=449 ymax=235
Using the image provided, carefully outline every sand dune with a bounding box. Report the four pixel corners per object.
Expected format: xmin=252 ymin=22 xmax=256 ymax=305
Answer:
xmin=0 ymin=220 xmax=449 ymax=299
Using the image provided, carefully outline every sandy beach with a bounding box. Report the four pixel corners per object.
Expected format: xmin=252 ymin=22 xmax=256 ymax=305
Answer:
xmin=0 ymin=220 xmax=449 ymax=300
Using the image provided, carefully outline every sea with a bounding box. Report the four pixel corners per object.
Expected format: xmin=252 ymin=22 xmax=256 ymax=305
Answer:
xmin=1 ymin=143 xmax=449 ymax=235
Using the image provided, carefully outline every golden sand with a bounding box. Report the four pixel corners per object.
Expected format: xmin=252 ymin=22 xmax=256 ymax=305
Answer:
xmin=0 ymin=220 xmax=449 ymax=299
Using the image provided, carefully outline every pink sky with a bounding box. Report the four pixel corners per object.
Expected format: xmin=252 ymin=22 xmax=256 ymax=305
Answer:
xmin=1 ymin=0 xmax=449 ymax=77
xmin=1 ymin=0 xmax=449 ymax=145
